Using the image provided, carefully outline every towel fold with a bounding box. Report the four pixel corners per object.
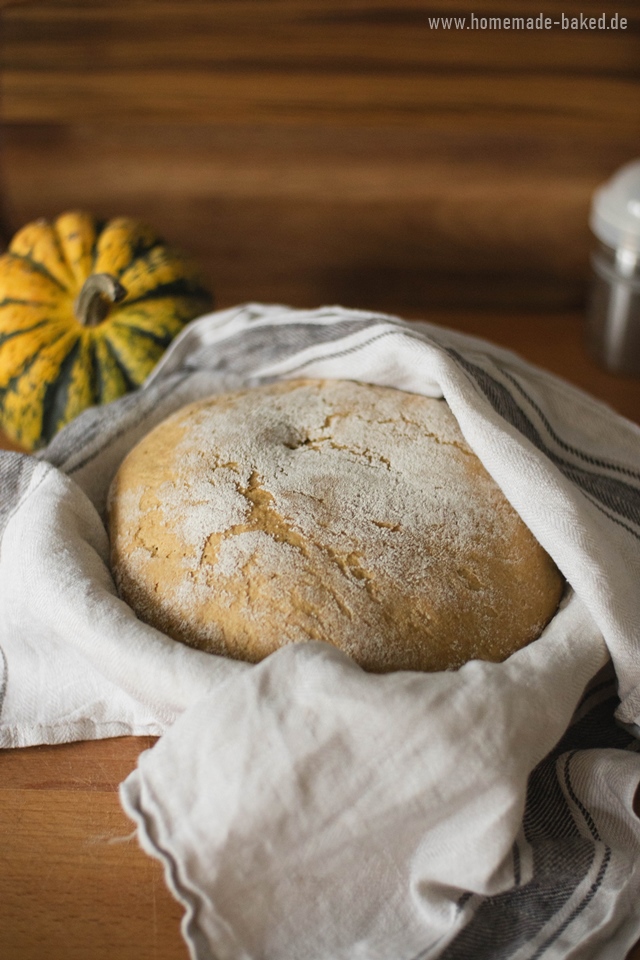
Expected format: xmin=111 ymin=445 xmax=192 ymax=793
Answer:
xmin=2 ymin=304 xmax=639 ymax=959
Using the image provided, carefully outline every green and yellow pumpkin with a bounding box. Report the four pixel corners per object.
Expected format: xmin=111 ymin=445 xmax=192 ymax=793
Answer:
xmin=0 ymin=211 xmax=213 ymax=450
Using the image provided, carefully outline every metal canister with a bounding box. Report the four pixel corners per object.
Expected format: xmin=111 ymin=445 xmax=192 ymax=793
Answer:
xmin=587 ymin=160 xmax=640 ymax=376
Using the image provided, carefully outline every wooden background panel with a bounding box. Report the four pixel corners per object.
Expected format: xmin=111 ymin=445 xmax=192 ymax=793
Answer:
xmin=5 ymin=123 xmax=623 ymax=312
xmin=3 ymin=0 xmax=639 ymax=79
xmin=4 ymin=1 xmax=639 ymax=133
xmin=1 ymin=0 xmax=639 ymax=312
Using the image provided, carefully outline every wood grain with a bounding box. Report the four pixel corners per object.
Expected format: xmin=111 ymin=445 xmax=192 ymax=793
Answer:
xmin=1 ymin=0 xmax=639 ymax=310
xmin=5 ymin=71 xmax=639 ymax=131
xmin=0 ymin=738 xmax=188 ymax=960
xmin=3 ymin=122 xmax=638 ymax=312
xmin=3 ymin=1 xmax=639 ymax=78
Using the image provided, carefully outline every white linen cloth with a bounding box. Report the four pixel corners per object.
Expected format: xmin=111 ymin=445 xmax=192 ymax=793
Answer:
xmin=1 ymin=304 xmax=640 ymax=959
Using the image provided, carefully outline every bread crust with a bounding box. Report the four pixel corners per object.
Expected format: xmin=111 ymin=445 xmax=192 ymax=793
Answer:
xmin=108 ymin=379 xmax=564 ymax=672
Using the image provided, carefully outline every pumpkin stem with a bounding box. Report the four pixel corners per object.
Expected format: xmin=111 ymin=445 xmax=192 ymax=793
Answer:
xmin=74 ymin=273 xmax=127 ymax=327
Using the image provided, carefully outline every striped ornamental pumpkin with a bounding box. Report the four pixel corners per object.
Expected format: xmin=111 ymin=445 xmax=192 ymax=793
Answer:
xmin=0 ymin=211 xmax=213 ymax=450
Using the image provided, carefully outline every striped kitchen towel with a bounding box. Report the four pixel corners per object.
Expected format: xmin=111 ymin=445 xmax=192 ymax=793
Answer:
xmin=1 ymin=304 xmax=639 ymax=959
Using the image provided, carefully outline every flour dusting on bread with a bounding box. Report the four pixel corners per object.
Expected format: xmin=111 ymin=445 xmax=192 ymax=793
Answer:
xmin=108 ymin=379 xmax=563 ymax=672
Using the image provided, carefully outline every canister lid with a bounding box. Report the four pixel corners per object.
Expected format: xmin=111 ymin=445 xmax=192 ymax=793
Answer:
xmin=590 ymin=159 xmax=640 ymax=252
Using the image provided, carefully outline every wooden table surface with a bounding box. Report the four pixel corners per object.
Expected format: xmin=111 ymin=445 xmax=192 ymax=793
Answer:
xmin=1 ymin=308 xmax=639 ymax=960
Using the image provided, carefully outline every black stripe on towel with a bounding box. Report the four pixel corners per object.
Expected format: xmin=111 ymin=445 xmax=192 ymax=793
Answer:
xmin=181 ymin=318 xmax=385 ymax=377
xmin=0 ymin=452 xmax=40 ymax=538
xmin=413 ymin=682 xmax=635 ymax=960
xmin=447 ymin=350 xmax=640 ymax=533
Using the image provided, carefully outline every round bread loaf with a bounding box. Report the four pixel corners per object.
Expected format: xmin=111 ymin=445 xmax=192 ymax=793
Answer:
xmin=108 ymin=379 xmax=564 ymax=673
